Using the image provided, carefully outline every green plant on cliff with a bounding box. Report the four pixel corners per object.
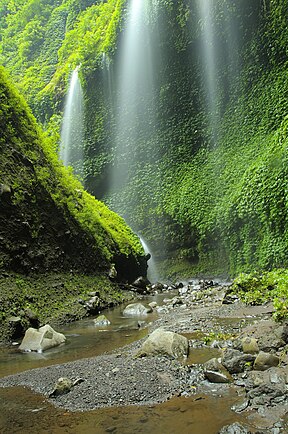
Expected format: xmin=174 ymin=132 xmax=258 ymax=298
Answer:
xmin=232 ymin=269 xmax=288 ymax=320
xmin=0 ymin=0 xmax=124 ymax=122
xmin=0 ymin=65 xmax=143 ymax=265
xmin=2 ymin=0 xmax=288 ymax=282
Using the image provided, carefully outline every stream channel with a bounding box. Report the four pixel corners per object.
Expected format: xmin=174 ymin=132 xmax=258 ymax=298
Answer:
xmin=0 ymin=290 xmax=250 ymax=433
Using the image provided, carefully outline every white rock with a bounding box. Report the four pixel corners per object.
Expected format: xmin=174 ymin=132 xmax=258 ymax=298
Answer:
xmin=123 ymin=303 xmax=152 ymax=316
xmin=19 ymin=324 xmax=66 ymax=352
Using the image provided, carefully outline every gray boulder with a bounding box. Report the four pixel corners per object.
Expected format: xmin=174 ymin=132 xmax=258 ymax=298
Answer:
xmin=19 ymin=324 xmax=66 ymax=352
xmin=50 ymin=377 xmax=73 ymax=397
xmin=204 ymin=357 xmax=223 ymax=371
xmin=108 ymin=264 xmax=117 ymax=280
xmin=246 ymin=367 xmax=287 ymax=407
xmin=138 ymin=328 xmax=189 ymax=358
xmin=204 ymin=370 xmax=232 ymax=383
xmin=84 ymin=296 xmax=100 ymax=313
xmin=123 ymin=303 xmax=152 ymax=317
xmin=204 ymin=357 xmax=232 ymax=383
xmin=131 ymin=276 xmax=149 ymax=290
xmin=93 ymin=314 xmax=111 ymax=326
xmin=258 ymin=333 xmax=285 ymax=351
xmin=254 ymin=351 xmax=279 ymax=371
xmin=276 ymin=323 xmax=288 ymax=343
xmin=222 ymin=349 xmax=256 ymax=373
xmin=241 ymin=336 xmax=259 ymax=354
xmin=247 ymin=367 xmax=286 ymax=389
xmin=49 ymin=377 xmax=84 ymax=397
xmin=0 ymin=184 xmax=11 ymax=195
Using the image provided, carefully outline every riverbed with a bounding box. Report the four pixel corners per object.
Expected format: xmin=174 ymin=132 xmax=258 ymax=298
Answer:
xmin=0 ymin=283 xmax=286 ymax=433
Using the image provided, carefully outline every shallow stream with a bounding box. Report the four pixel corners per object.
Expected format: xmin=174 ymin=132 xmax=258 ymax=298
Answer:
xmin=0 ymin=291 xmax=250 ymax=433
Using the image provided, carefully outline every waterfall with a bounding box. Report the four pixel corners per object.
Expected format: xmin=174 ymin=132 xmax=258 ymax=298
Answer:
xmin=102 ymin=53 xmax=113 ymax=103
xmin=139 ymin=236 xmax=159 ymax=283
xmin=109 ymin=0 xmax=155 ymax=207
xmin=196 ymin=0 xmax=219 ymax=144
xmin=60 ymin=67 xmax=84 ymax=176
xmin=196 ymin=1 xmax=240 ymax=144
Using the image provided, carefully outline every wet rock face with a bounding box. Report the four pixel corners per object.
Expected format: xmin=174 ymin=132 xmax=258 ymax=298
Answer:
xmin=137 ymin=328 xmax=189 ymax=358
xmin=0 ymin=181 xmax=108 ymax=275
xmin=0 ymin=79 xmax=146 ymax=281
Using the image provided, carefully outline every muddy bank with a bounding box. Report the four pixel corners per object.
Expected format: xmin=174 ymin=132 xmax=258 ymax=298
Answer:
xmin=0 ymin=272 xmax=136 ymax=343
xmin=0 ymin=281 xmax=287 ymax=433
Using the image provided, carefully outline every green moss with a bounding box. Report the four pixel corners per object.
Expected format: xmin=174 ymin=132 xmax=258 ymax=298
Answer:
xmin=0 ymin=0 xmax=125 ymax=120
xmin=0 ymin=65 xmax=144 ymax=268
xmin=0 ymin=272 xmax=134 ymax=342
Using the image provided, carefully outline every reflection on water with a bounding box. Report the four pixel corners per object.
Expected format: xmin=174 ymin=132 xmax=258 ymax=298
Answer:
xmin=186 ymin=347 xmax=221 ymax=365
xmin=0 ymin=386 xmax=247 ymax=434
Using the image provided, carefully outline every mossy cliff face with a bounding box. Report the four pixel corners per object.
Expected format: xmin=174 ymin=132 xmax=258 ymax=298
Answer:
xmin=0 ymin=66 xmax=146 ymax=281
xmin=1 ymin=0 xmax=288 ymax=278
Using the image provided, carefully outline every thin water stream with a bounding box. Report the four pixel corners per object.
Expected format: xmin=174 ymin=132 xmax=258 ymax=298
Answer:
xmin=60 ymin=67 xmax=84 ymax=176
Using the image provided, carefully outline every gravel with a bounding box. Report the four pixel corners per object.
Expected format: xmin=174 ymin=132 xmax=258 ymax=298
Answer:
xmin=0 ymin=339 xmax=191 ymax=411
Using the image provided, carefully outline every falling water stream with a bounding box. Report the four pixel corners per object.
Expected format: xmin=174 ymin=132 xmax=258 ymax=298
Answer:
xmin=60 ymin=67 xmax=84 ymax=176
xmin=196 ymin=1 xmax=241 ymax=144
xmin=139 ymin=236 xmax=159 ymax=283
xmin=196 ymin=0 xmax=219 ymax=142
xmin=109 ymin=0 xmax=156 ymax=207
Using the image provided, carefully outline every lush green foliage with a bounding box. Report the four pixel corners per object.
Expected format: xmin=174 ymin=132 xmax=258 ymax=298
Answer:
xmin=0 ymin=65 xmax=143 ymax=266
xmin=232 ymin=270 xmax=288 ymax=320
xmin=162 ymin=67 xmax=288 ymax=275
xmin=1 ymin=0 xmax=288 ymax=282
xmin=0 ymin=0 xmax=124 ymax=121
